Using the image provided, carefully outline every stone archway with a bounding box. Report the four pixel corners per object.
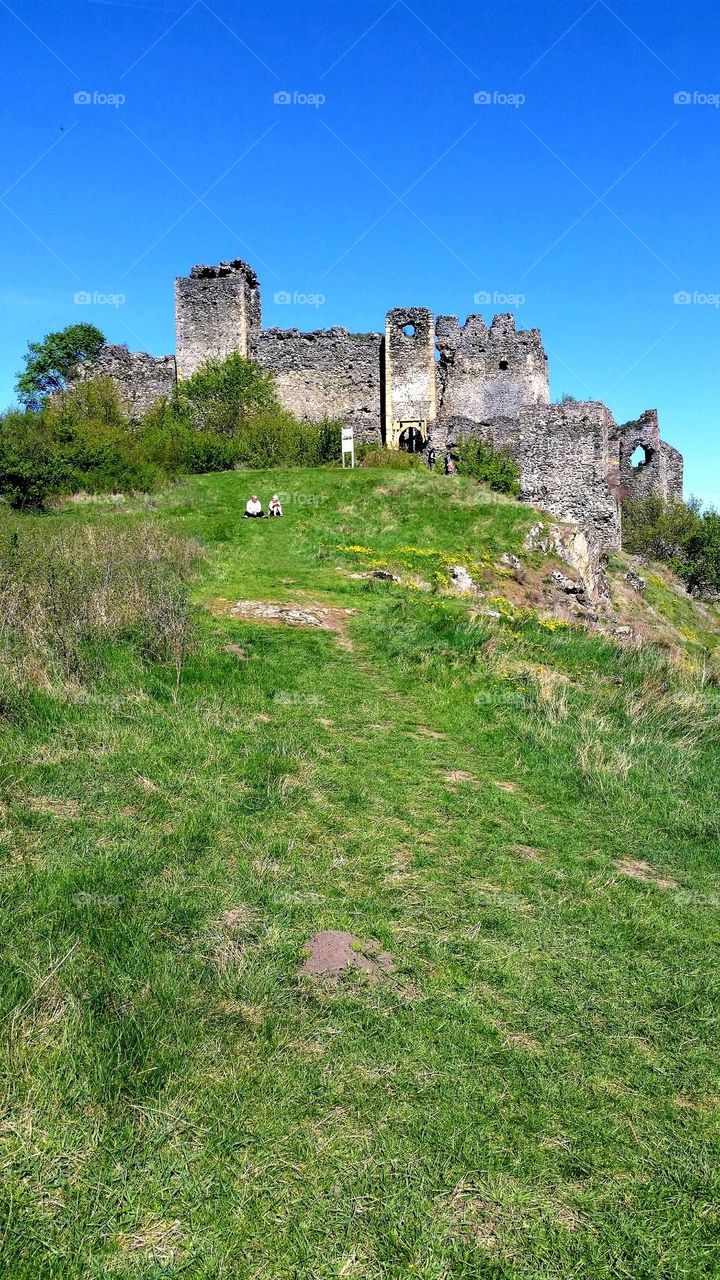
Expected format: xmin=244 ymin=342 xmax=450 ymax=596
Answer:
xmin=398 ymin=422 xmax=424 ymax=453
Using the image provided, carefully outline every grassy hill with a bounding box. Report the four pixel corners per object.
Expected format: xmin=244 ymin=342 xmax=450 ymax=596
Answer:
xmin=1 ymin=466 xmax=719 ymax=1278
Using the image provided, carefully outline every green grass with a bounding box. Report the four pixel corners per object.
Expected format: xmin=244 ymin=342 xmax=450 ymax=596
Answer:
xmin=1 ymin=467 xmax=719 ymax=1278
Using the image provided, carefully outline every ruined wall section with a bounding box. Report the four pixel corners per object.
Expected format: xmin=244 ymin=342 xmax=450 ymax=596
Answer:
xmin=660 ymin=442 xmax=684 ymax=501
xmin=256 ymin=328 xmax=382 ymax=440
xmin=615 ymin=410 xmax=684 ymax=504
xmin=436 ymin=314 xmax=549 ymax=421
xmin=71 ymin=344 xmax=176 ymax=420
xmin=175 ymin=259 xmax=261 ymax=380
xmin=384 ymin=308 xmax=437 ymax=447
xmin=517 ymin=402 xmax=621 ymax=550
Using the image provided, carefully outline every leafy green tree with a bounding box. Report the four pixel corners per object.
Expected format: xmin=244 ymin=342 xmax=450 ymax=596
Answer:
xmin=681 ymin=510 xmax=720 ymax=596
xmin=15 ymin=323 xmax=105 ymax=410
xmin=174 ymin=353 xmax=276 ymax=435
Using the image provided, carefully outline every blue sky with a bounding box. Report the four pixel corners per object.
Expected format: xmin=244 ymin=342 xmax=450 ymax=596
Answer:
xmin=1 ymin=0 xmax=718 ymax=502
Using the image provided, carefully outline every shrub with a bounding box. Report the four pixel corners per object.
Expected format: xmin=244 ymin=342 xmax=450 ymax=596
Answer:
xmin=41 ymin=377 xmax=162 ymax=495
xmin=623 ymin=495 xmax=720 ymax=599
xmin=0 ymin=410 xmax=66 ymax=509
xmin=174 ymin=353 xmax=276 ymax=434
xmin=455 ymin=437 xmax=521 ymax=495
xmin=622 ymin=494 xmax=701 ymax=562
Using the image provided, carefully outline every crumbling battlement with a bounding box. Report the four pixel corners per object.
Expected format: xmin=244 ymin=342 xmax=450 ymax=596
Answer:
xmin=79 ymin=255 xmax=684 ymax=551
xmin=615 ymin=409 xmax=683 ymax=505
xmin=435 ymin=313 xmax=550 ymax=421
xmin=73 ymin=344 xmax=176 ymax=419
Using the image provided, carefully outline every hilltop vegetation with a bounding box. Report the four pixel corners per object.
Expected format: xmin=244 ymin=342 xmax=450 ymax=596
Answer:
xmin=0 ymin=466 xmax=718 ymax=1278
xmin=2 ymin=342 xmax=342 ymax=509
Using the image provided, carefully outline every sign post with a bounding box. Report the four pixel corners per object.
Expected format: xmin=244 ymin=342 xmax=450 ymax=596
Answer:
xmin=341 ymin=425 xmax=355 ymax=468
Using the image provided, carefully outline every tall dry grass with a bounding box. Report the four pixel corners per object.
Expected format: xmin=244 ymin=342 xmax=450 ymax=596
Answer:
xmin=0 ymin=519 xmax=202 ymax=694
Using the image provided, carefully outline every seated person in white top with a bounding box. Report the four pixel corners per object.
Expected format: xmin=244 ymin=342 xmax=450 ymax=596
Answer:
xmin=268 ymin=494 xmax=283 ymax=518
xmin=243 ymin=494 xmax=265 ymax=518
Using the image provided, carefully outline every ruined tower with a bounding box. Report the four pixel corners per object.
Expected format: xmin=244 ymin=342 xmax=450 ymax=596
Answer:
xmin=384 ymin=307 xmax=437 ymax=449
xmin=175 ymin=259 xmax=262 ymax=380
xmin=435 ymin=313 xmax=550 ymax=421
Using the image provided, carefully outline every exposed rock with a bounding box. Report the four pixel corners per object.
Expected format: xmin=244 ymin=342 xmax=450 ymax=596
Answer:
xmin=625 ymin=558 xmax=647 ymax=594
xmin=550 ymin=569 xmax=585 ymax=596
xmin=448 ymin=564 xmax=476 ymax=592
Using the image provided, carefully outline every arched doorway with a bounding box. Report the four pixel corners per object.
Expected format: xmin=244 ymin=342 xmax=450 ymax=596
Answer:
xmin=398 ymin=422 xmax=424 ymax=453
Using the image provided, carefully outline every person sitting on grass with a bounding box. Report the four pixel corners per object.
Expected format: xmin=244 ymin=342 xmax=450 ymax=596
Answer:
xmin=268 ymin=494 xmax=283 ymax=518
xmin=243 ymin=494 xmax=265 ymax=518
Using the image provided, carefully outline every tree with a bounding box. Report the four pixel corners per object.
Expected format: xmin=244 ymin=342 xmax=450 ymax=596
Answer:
xmin=174 ymin=352 xmax=276 ymax=435
xmin=15 ymin=324 xmax=105 ymax=410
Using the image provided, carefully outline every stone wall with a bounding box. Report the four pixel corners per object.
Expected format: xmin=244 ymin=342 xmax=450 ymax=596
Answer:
xmin=175 ymin=259 xmax=261 ymax=380
xmin=255 ymin=328 xmax=383 ymax=441
xmin=615 ymin=409 xmax=684 ymax=504
xmin=384 ymin=307 xmax=437 ymax=447
xmin=71 ymin=344 xmax=176 ymax=419
xmin=436 ymin=313 xmax=549 ymax=421
xmin=516 ymin=402 xmax=621 ymax=550
xmin=660 ymin=441 xmax=684 ymax=501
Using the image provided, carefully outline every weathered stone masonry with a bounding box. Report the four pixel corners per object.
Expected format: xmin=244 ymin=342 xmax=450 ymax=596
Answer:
xmin=82 ymin=256 xmax=684 ymax=550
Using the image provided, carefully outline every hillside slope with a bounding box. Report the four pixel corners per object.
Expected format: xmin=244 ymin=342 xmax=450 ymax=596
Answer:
xmin=1 ymin=467 xmax=719 ymax=1279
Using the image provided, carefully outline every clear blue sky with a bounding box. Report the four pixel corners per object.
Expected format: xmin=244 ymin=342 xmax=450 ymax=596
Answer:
xmin=1 ymin=0 xmax=718 ymax=502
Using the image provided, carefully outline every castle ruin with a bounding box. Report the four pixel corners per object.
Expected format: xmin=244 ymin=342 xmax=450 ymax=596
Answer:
xmin=83 ymin=257 xmax=683 ymax=550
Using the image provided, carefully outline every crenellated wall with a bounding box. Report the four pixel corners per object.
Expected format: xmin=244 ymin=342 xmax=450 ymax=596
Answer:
xmin=435 ymin=313 xmax=550 ymax=422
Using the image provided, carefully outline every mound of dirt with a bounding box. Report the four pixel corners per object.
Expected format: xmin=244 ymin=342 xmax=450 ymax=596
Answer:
xmin=300 ymin=930 xmax=394 ymax=978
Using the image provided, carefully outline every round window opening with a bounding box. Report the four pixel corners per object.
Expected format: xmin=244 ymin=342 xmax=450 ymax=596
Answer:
xmin=402 ymin=323 xmax=416 ymax=337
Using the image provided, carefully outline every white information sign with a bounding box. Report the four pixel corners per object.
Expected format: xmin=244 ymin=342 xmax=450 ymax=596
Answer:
xmin=341 ymin=426 xmax=355 ymax=468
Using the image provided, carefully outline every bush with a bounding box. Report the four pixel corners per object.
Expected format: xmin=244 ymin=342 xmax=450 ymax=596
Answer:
xmin=175 ymin=353 xmax=276 ymax=434
xmin=1 ymin=351 xmax=343 ymax=508
xmin=623 ymin=495 xmax=720 ymax=598
xmin=0 ymin=410 xmax=66 ymax=509
xmin=358 ymin=446 xmax=420 ymax=469
xmin=455 ymin=437 xmax=521 ymax=495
